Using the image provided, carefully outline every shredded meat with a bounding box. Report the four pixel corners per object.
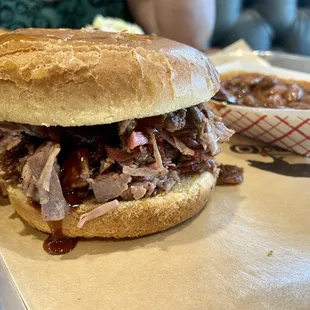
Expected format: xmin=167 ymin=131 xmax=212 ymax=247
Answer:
xmin=119 ymin=119 xmax=137 ymax=135
xmin=0 ymin=133 xmax=22 ymax=153
xmin=0 ymin=135 xmax=36 ymax=180
xmin=105 ymin=146 xmax=132 ymax=163
xmin=77 ymin=199 xmax=119 ymax=228
xmin=159 ymin=131 xmax=195 ymax=157
xmin=133 ymin=146 xmax=154 ymax=165
xmin=89 ymin=173 xmax=132 ymax=203
xmin=25 ymin=143 xmax=69 ymax=221
xmin=131 ymin=184 xmax=148 ymax=200
xmin=188 ymin=106 xmax=205 ymax=128
xmin=21 ymin=161 xmax=37 ymax=198
xmin=40 ymin=165 xmax=69 ymax=221
xmin=178 ymin=158 xmax=217 ymax=174
xmin=0 ymin=103 xmax=233 ymax=221
xmin=146 ymin=128 xmax=166 ymax=172
xmin=156 ymin=170 xmax=180 ymax=191
xmin=122 ymin=165 xmax=160 ymax=177
xmin=127 ymin=131 xmax=148 ymax=150
xmin=187 ymin=107 xmax=234 ymax=156
xmin=164 ymin=109 xmax=187 ymax=132
xmin=99 ymin=158 xmax=115 ymax=174
xmin=216 ymin=164 xmax=244 ymax=185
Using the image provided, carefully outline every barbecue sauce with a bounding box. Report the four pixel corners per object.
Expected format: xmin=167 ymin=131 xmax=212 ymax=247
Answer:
xmin=61 ymin=149 xmax=90 ymax=192
xmin=28 ymin=199 xmax=78 ymax=255
xmin=64 ymin=191 xmax=83 ymax=207
xmin=43 ymin=221 xmax=77 ymax=255
xmin=214 ymin=72 xmax=310 ymax=109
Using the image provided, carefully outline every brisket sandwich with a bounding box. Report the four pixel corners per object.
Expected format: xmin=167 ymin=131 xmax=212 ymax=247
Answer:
xmin=0 ymin=28 xmax=234 ymax=239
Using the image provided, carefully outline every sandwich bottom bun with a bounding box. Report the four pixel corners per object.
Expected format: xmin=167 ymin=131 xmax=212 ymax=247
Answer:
xmin=8 ymin=172 xmax=216 ymax=238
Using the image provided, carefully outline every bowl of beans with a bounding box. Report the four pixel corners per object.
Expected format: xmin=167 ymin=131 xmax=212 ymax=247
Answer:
xmin=210 ymin=61 xmax=310 ymax=157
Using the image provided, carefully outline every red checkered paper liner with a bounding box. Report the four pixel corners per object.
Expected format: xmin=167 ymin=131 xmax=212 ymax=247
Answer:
xmin=211 ymin=104 xmax=310 ymax=156
xmin=212 ymin=60 xmax=310 ymax=157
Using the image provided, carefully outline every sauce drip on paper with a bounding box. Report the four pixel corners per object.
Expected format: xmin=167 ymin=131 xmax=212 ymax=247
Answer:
xmin=43 ymin=221 xmax=77 ymax=255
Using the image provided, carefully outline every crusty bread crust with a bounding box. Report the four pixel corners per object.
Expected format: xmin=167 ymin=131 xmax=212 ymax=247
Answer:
xmin=8 ymin=172 xmax=216 ymax=238
xmin=0 ymin=28 xmax=219 ymax=127
xmin=0 ymin=28 xmax=8 ymax=35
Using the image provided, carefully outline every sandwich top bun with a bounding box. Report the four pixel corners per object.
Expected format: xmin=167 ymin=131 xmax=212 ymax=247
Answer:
xmin=8 ymin=171 xmax=216 ymax=238
xmin=0 ymin=28 xmax=219 ymax=127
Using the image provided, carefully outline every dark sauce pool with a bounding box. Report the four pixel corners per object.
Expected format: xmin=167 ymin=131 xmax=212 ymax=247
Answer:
xmin=43 ymin=221 xmax=77 ymax=255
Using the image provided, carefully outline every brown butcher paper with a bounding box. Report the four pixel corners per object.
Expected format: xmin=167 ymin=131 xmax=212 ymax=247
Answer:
xmin=0 ymin=136 xmax=309 ymax=310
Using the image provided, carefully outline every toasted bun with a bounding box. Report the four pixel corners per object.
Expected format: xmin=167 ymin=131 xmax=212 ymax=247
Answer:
xmin=0 ymin=28 xmax=8 ymax=35
xmin=8 ymin=172 xmax=215 ymax=238
xmin=0 ymin=28 xmax=219 ymax=127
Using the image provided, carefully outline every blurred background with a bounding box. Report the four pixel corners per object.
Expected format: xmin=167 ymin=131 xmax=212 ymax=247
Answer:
xmin=0 ymin=0 xmax=309 ymax=55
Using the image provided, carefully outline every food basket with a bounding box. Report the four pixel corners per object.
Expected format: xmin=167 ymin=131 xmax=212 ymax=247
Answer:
xmin=210 ymin=61 xmax=310 ymax=157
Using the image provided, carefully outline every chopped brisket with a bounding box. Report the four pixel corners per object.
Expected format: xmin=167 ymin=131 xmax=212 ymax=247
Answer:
xmin=216 ymin=164 xmax=244 ymax=185
xmin=178 ymin=137 xmax=200 ymax=149
xmin=89 ymin=173 xmax=132 ymax=203
xmin=25 ymin=143 xmax=69 ymax=221
xmin=187 ymin=106 xmax=205 ymax=128
xmin=77 ymin=199 xmax=120 ymax=228
xmin=105 ymin=146 xmax=132 ymax=163
xmin=127 ymin=131 xmax=148 ymax=150
xmin=0 ymin=134 xmax=39 ymax=180
xmin=132 ymin=146 xmax=154 ymax=165
xmin=164 ymin=109 xmax=187 ymax=132
xmin=146 ymin=128 xmax=166 ymax=172
xmin=0 ymin=133 xmax=22 ymax=153
xmin=99 ymin=158 xmax=115 ymax=174
xmin=130 ymin=184 xmax=148 ymax=200
xmin=40 ymin=165 xmax=69 ymax=221
xmin=178 ymin=157 xmax=217 ymax=174
xmin=0 ymin=103 xmax=234 ymax=217
xmin=122 ymin=165 xmax=160 ymax=177
xmin=119 ymin=119 xmax=137 ymax=136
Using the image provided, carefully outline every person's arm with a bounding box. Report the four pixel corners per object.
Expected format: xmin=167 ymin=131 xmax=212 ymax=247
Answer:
xmin=127 ymin=0 xmax=215 ymax=50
